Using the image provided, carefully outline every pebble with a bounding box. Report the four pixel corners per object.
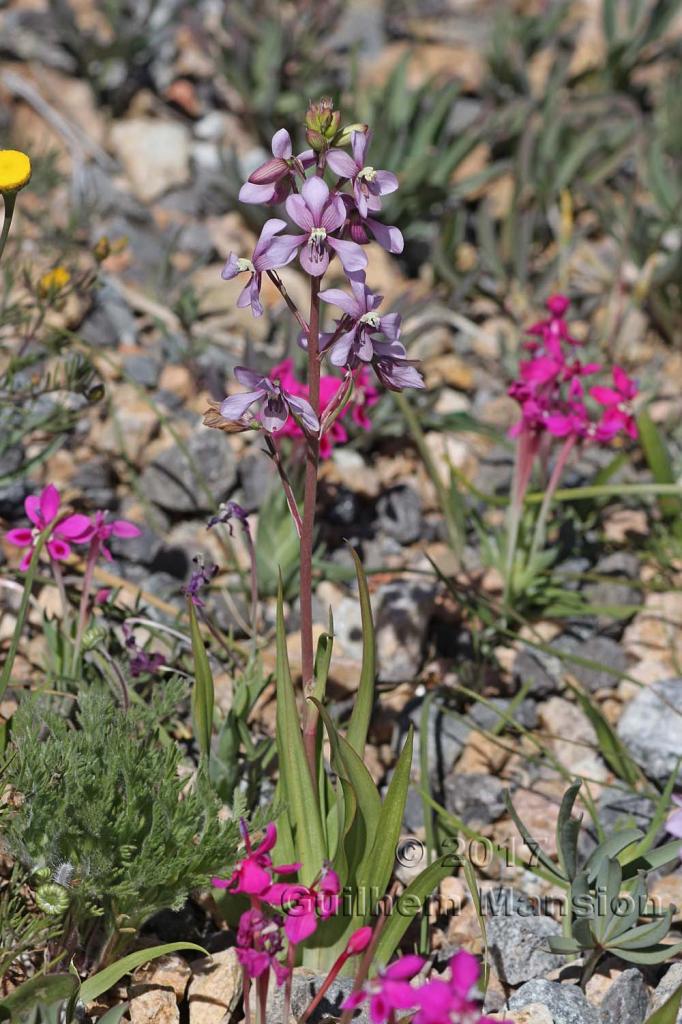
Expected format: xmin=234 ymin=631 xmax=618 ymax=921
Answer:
xmin=140 ymin=427 xmax=238 ymax=513
xmin=376 ymin=484 xmax=424 ymax=544
xmin=600 ymin=968 xmax=649 ymax=1024
xmin=375 ymin=577 xmax=437 ymax=683
xmin=487 ymin=912 xmax=564 ymax=986
xmin=110 ymin=118 xmax=192 ymax=202
xmin=617 ymin=677 xmax=682 ymax=783
xmin=443 ymin=771 xmax=506 ymax=825
xmin=187 ymin=948 xmax=241 ymax=1024
xmin=507 ymin=980 xmax=602 ymax=1024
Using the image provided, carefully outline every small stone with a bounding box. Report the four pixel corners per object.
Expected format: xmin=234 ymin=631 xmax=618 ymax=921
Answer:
xmin=80 ymin=278 xmax=138 ymax=348
xmin=238 ymin=446 xmax=276 ymax=512
xmin=140 ymin=427 xmax=238 ymax=513
xmin=555 ymin=635 xmax=627 ymax=692
xmin=617 ymin=678 xmax=682 ymax=783
xmin=443 ymin=772 xmax=506 ymax=826
xmin=623 ymin=592 xmax=682 ymax=675
xmin=188 ymin=948 xmax=241 ymax=1024
xmin=111 ymin=118 xmax=191 ymax=202
xmin=375 ymin=578 xmax=437 ymax=683
xmin=507 ymin=980 xmax=602 ymax=1024
xmin=376 ymin=484 xmax=424 ymax=544
xmin=650 ymin=962 xmax=682 ymax=1024
xmin=123 ymin=353 xmax=161 ymax=388
xmin=129 ymin=986 xmax=179 ymax=1024
xmin=495 ymin=1005 xmax=553 ymax=1024
xmin=132 ymin=953 xmax=191 ymax=1002
xmin=513 ymin=646 xmax=563 ymax=697
xmin=487 ymin=910 xmax=564 ymax=986
xmin=539 ymin=697 xmax=607 ymax=781
xmin=600 ymin=968 xmax=649 ymax=1024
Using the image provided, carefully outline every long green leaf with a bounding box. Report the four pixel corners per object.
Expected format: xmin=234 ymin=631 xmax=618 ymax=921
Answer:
xmin=275 ymin=581 xmax=325 ymax=885
xmin=79 ymin=943 xmax=208 ymax=1003
xmin=555 ymin=779 xmax=583 ymax=882
xmin=346 ymin=548 xmax=376 ymax=756
xmin=372 ymin=855 xmax=452 ymax=969
xmin=364 ymin=729 xmax=414 ymax=901
xmin=188 ymin=600 xmax=214 ymax=761
xmin=638 ymin=409 xmax=682 ymax=523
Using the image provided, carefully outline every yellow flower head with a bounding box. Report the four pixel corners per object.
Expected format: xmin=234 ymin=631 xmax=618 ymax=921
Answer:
xmin=38 ymin=266 xmax=71 ymax=297
xmin=0 ymin=150 xmax=32 ymax=193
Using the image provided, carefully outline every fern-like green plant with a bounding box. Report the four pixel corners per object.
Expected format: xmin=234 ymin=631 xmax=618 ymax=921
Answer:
xmin=1 ymin=684 xmax=245 ymax=967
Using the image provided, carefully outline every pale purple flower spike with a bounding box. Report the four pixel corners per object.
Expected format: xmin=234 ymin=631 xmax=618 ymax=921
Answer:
xmin=220 ymin=367 xmax=320 ymax=434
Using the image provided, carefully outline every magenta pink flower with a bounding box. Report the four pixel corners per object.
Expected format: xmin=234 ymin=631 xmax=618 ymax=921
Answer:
xmin=342 ymin=955 xmax=425 ymax=1024
xmin=326 ymin=130 xmax=398 ymax=218
xmin=280 ymin=177 xmax=367 ymax=277
xmin=591 ymin=366 xmax=638 ymax=441
xmin=266 ymin=864 xmax=341 ymax=945
xmin=236 ymin=907 xmax=290 ymax=986
xmin=84 ymin=510 xmax=141 ymax=562
xmin=413 ymin=951 xmax=488 ymax=1024
xmin=239 ymin=129 xmax=314 ymax=205
xmin=212 ymin=821 xmax=300 ymax=897
xmin=221 ymin=218 xmax=300 ymax=317
xmin=6 ymin=484 xmax=92 ymax=570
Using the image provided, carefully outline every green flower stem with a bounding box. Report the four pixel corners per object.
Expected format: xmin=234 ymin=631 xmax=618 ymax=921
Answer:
xmin=71 ymin=542 xmax=99 ymax=676
xmin=0 ymin=191 xmax=17 ymax=264
xmin=527 ymin=435 xmax=576 ymax=566
xmin=0 ymin=527 xmax=48 ymax=700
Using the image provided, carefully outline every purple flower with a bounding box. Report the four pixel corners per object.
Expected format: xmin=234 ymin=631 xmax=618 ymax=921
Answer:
xmin=207 ymin=501 xmax=251 ymax=538
xmin=221 ymin=218 xmax=299 ymax=317
xmin=374 ymin=350 xmax=425 ymax=392
xmin=341 ymin=194 xmax=404 ymax=254
xmin=220 ymin=366 xmax=319 ymax=435
xmin=319 ymin=277 xmax=401 ymax=367
xmin=326 ymin=130 xmax=398 ymax=217
xmin=122 ymin=623 xmax=166 ymax=678
xmin=239 ymin=129 xmax=314 ymax=205
xmin=666 ymin=795 xmax=682 ymax=854
xmin=182 ymin=556 xmax=218 ymax=608
xmin=281 ymin=177 xmax=368 ymax=277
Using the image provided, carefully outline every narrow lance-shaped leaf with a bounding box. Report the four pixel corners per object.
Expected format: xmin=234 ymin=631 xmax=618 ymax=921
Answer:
xmin=346 ymin=548 xmax=376 ymax=757
xmin=0 ymin=974 xmax=79 ymax=1016
xmin=275 ymin=579 xmax=326 ymax=885
xmin=364 ymin=728 xmax=414 ymax=903
xmin=79 ymin=943 xmax=209 ymax=1003
xmin=188 ymin=599 xmax=214 ymax=762
xmin=372 ymin=855 xmax=453 ymax=970
xmin=556 ymin=779 xmax=582 ymax=882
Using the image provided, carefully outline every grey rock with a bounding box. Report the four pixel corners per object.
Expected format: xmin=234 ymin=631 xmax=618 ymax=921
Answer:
xmin=122 ymin=354 xmax=160 ymax=388
xmin=0 ymin=445 xmax=27 ymax=517
xmin=403 ymin=787 xmax=425 ymax=832
xmin=595 ymin=552 xmax=641 ymax=578
xmin=600 ymin=968 xmax=648 ymax=1024
xmin=650 ymin=963 xmax=682 ymax=1024
xmin=487 ymin=911 xmax=563 ymax=986
xmin=327 ymin=486 xmax=361 ymax=528
xmin=584 ymin=552 xmax=642 ymax=616
xmin=80 ymin=279 xmax=137 ymax=348
xmin=140 ymin=428 xmax=238 ymax=513
xmin=376 ymin=485 xmax=423 ymax=544
xmin=238 ymin=447 xmax=276 ymax=512
xmin=71 ymin=458 xmax=118 ymax=510
xmin=554 ymin=558 xmax=591 ymax=591
xmin=514 ymin=645 xmax=563 ymax=697
xmin=264 ymin=968 xmax=369 ymax=1024
xmin=375 ymin=578 xmax=437 ymax=683
xmin=597 ymin=786 xmax=656 ymax=834
xmin=507 ymin=980 xmax=602 ymax=1024
xmin=469 ymin=696 xmax=538 ymax=732
xmin=443 ymin=772 xmax=506 ymax=825
xmin=554 ymin=635 xmax=628 ymax=692
xmin=411 ymin=700 xmax=470 ymax=786
xmin=617 ymin=678 xmax=682 ymax=783
xmin=109 ymin=522 xmax=164 ymax=566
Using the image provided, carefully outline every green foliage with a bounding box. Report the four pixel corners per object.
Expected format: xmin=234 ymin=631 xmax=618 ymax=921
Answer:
xmin=506 ymin=780 xmax=682 ymax=982
xmin=1 ymin=686 xmax=242 ymax=964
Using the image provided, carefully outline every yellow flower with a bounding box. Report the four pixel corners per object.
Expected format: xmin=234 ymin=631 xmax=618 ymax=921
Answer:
xmin=38 ymin=266 xmax=71 ymax=297
xmin=0 ymin=150 xmax=32 ymax=193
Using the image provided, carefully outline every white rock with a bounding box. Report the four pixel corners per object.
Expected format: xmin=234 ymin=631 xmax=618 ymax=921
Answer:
xmin=110 ymin=118 xmax=191 ymax=202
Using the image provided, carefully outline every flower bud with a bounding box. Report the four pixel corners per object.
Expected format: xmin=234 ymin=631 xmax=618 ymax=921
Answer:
xmin=35 ymin=882 xmax=70 ymax=916
xmin=82 ymin=624 xmax=108 ymax=651
xmin=346 ymin=926 xmax=372 ymax=955
xmin=248 ymin=157 xmax=290 ymax=185
xmin=333 ymin=123 xmax=369 ymax=147
xmin=305 ymin=98 xmax=340 ymax=152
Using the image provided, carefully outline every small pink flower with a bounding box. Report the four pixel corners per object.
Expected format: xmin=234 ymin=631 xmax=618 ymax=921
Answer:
xmin=85 ymin=510 xmax=141 ymax=561
xmin=342 ymin=955 xmax=425 ymax=1024
xmin=591 ymin=366 xmax=638 ymax=441
xmin=212 ymin=821 xmax=300 ymax=897
xmin=326 ymin=130 xmax=398 ymax=218
xmin=239 ymin=128 xmax=315 ymax=205
xmin=6 ymin=484 xmax=92 ymax=570
xmin=346 ymin=925 xmax=373 ymax=955
xmin=236 ymin=907 xmax=290 ymax=986
xmin=266 ymin=864 xmax=341 ymax=945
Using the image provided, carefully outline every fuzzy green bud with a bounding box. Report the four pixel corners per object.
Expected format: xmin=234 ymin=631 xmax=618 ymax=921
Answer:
xmin=35 ymin=882 xmax=70 ymax=915
xmin=82 ymin=624 xmax=108 ymax=650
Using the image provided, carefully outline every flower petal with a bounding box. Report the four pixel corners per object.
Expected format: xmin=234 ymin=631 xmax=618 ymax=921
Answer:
xmin=111 ymin=520 xmax=142 ymax=538
xmin=221 ymin=252 xmax=242 ymax=280
xmin=285 ymin=909 xmax=318 ymax=944
xmin=320 ymin=194 xmax=346 ymax=233
xmin=47 ymin=538 xmax=71 ymax=561
xmin=319 ymin=287 xmax=361 ymax=317
xmin=220 ymin=391 xmax=262 ymax=420
xmin=299 ymin=241 xmax=330 ymax=277
xmin=24 ymin=494 xmax=42 ymax=527
xmin=239 ymin=181 xmax=276 ymax=204
xmin=300 ymin=176 xmax=331 ymax=224
xmin=326 ymin=148 xmax=358 ymax=178
xmin=55 ymin=514 xmax=93 ymax=540
xmin=262 ymin=394 xmax=289 ymax=433
xmin=374 ymin=170 xmax=399 ymax=195
xmin=285 ymin=193 xmax=315 ymax=232
xmin=365 ymin=217 xmax=404 ymax=254
xmin=40 ymin=484 xmax=60 ymax=525
xmin=352 ymin=129 xmax=370 ymax=167
xmin=327 ymin=236 xmax=368 ymax=273
xmin=5 ymin=528 xmax=33 ymax=547
xmin=255 ymin=233 xmax=304 ymax=273
xmin=287 ymin=394 xmax=320 ymax=434
xmin=271 ymin=128 xmax=293 ymax=159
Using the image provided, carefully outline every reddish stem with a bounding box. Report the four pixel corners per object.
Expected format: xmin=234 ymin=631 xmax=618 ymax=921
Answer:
xmin=300 ymin=275 xmax=321 ymax=787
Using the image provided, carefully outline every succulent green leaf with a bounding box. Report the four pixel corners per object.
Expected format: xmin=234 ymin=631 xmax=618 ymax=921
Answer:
xmin=372 ymin=855 xmax=452 ymax=970
xmin=345 ymin=548 xmax=376 ymax=757
xmin=79 ymin=943 xmax=208 ymax=1003
xmin=0 ymin=974 xmax=79 ymax=1016
xmin=556 ymin=779 xmax=583 ymax=882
